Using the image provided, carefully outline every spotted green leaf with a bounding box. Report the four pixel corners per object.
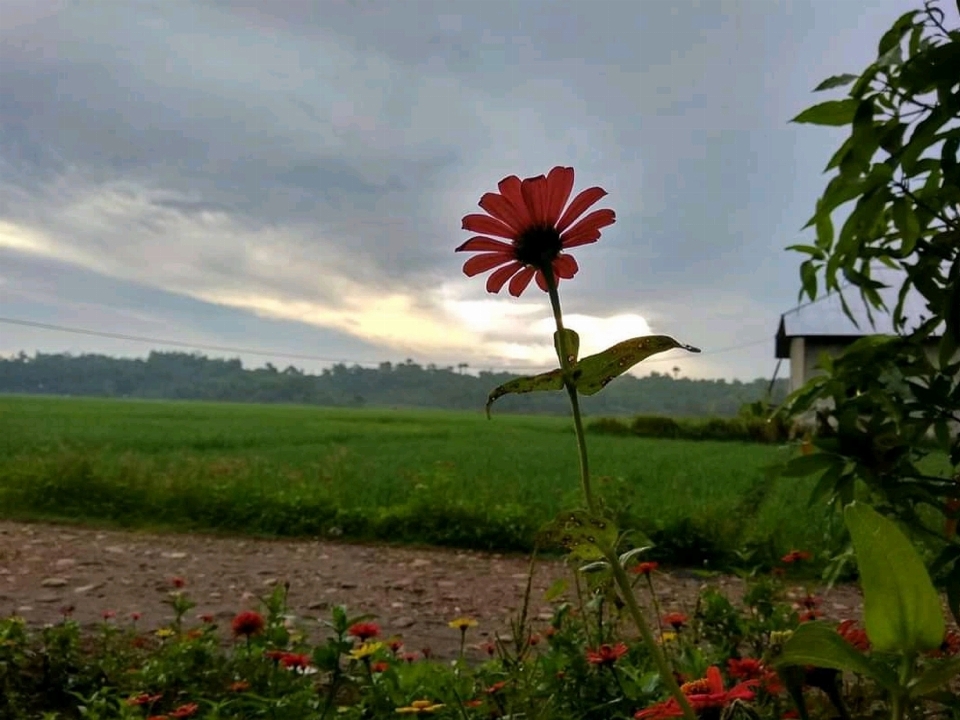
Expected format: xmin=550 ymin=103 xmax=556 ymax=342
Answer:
xmin=540 ymin=510 xmax=618 ymax=561
xmin=571 ymin=336 xmax=700 ymax=396
xmin=485 ymin=369 xmax=564 ymax=418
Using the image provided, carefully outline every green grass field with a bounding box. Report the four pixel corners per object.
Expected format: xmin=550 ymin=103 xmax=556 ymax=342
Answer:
xmin=0 ymin=395 xmax=838 ymax=566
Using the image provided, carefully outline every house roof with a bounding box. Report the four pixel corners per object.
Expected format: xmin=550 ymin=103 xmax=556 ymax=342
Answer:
xmin=775 ymin=274 xmax=942 ymax=358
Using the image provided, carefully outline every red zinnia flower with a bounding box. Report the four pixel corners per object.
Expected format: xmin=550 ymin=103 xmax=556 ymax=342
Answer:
xmin=171 ymin=577 xmax=186 ymax=589
xmin=798 ymin=609 xmax=824 ymax=623
xmin=781 ymin=550 xmax=812 ymax=564
xmin=348 ymin=622 xmax=381 ymax=641
xmin=586 ymin=642 xmax=629 ymax=666
xmin=127 ymin=693 xmax=163 ymax=707
xmin=280 ymin=652 xmax=311 ymax=670
xmin=929 ymin=629 xmax=960 ymax=658
xmin=169 ymin=703 xmax=199 ymax=718
xmin=837 ymin=619 xmax=871 ymax=652
xmin=231 ymin=611 xmax=265 ymax=638
xmin=632 ymin=561 xmax=659 ymax=576
xmin=371 ymin=661 xmax=389 ymax=673
xmin=265 ymin=649 xmax=286 ymax=662
xmin=663 ymin=612 xmax=689 ymax=630
xmin=456 ymin=166 xmax=615 ymax=296
xmin=635 ymin=666 xmax=758 ymax=718
xmin=727 ymin=657 xmax=764 ymax=681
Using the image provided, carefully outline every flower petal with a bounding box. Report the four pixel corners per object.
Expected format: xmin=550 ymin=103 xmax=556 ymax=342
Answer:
xmin=556 ymin=187 xmax=608 ymax=233
xmin=462 ymin=252 xmax=515 ymax=276
xmin=486 ymin=261 xmax=523 ymax=293
xmin=462 ymin=213 xmax=517 ymax=240
xmin=706 ymin=666 xmax=725 ymax=694
xmin=507 ymin=266 xmax=537 ymax=297
xmin=456 ymin=236 xmax=516 ymax=253
xmin=497 ymin=175 xmax=532 ymax=228
xmin=544 ymin=166 xmax=575 ymax=226
xmin=478 ymin=193 xmax=526 ymax=233
xmin=553 ymin=254 xmax=579 ymax=279
xmin=520 ymin=174 xmax=549 ymax=226
xmin=561 ymin=209 xmax=616 ymax=247
xmin=535 ymin=269 xmax=550 ymax=292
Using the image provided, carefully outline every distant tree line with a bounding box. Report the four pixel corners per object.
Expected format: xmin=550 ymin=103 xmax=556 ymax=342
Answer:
xmin=0 ymin=351 xmax=787 ymax=417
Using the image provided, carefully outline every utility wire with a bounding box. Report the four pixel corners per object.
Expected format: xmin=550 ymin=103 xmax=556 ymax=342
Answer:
xmin=0 ymin=315 xmax=772 ymax=370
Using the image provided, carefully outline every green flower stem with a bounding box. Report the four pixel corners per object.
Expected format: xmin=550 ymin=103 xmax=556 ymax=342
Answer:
xmin=543 ymin=268 xmax=596 ymax=514
xmin=604 ymin=546 xmax=697 ymax=720
xmin=542 ymin=264 xmax=696 ymax=720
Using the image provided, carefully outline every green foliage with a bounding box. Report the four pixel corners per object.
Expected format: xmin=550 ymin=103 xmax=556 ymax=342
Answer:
xmin=588 ymin=411 xmax=792 ymax=444
xmin=485 ymin=335 xmax=699 ymax=415
xmin=779 ymin=0 xmax=960 ymax=616
xmin=0 ymin=351 xmax=788 ymax=418
xmin=844 ymin=502 xmax=945 ymax=653
xmin=0 ymin=396 xmax=833 ymax=566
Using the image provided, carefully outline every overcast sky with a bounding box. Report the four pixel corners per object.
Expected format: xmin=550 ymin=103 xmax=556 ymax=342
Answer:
xmin=0 ymin=0 xmax=920 ymax=380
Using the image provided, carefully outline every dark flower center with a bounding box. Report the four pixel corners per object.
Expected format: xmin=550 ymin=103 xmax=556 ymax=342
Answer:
xmin=514 ymin=224 xmax=563 ymax=268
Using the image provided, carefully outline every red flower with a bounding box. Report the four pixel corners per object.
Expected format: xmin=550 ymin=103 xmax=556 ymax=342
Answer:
xmin=798 ymin=594 xmax=822 ymax=610
xmin=198 ymin=614 xmax=214 ymax=624
xmin=387 ymin=637 xmax=404 ymax=653
xmin=280 ymin=652 xmax=311 ymax=670
xmin=635 ymin=666 xmax=758 ymax=718
xmin=662 ymin=612 xmax=689 ymax=630
xmin=231 ymin=611 xmax=265 ymax=638
xmin=456 ymin=166 xmax=615 ymax=296
xmin=401 ymin=652 xmax=419 ymax=663
xmin=929 ymin=629 xmax=960 ymax=658
xmin=348 ymin=622 xmax=381 ymax=641
xmin=586 ymin=642 xmax=629 ymax=666
xmin=169 ymin=703 xmax=199 ymax=718
xmin=837 ymin=619 xmax=871 ymax=652
xmin=102 ymin=609 xmax=116 ymax=620
xmin=265 ymin=649 xmax=286 ymax=662
xmin=727 ymin=657 xmax=764 ymax=681
xmin=632 ymin=561 xmax=659 ymax=576
xmin=130 ymin=612 xmax=142 ymax=622
xmin=798 ymin=609 xmax=824 ymax=623
xmin=371 ymin=661 xmax=389 ymax=673
xmin=486 ymin=680 xmax=508 ymax=694
xmin=781 ymin=550 xmax=812 ymax=564
xmin=171 ymin=577 xmax=186 ymax=589
xmin=127 ymin=693 xmax=163 ymax=706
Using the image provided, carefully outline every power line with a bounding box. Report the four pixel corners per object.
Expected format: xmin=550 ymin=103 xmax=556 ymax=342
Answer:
xmin=0 ymin=315 xmax=772 ymax=370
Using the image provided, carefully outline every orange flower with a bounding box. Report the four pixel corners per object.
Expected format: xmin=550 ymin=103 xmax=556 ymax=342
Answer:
xmin=662 ymin=612 xmax=689 ymax=630
xmin=169 ymin=703 xmax=199 ymax=718
xmin=456 ymin=166 xmax=615 ymax=296
xmin=229 ymin=680 xmax=250 ymax=692
xmin=231 ymin=611 xmax=264 ymax=638
xmin=635 ymin=666 xmax=757 ymax=718
xmin=781 ymin=550 xmax=812 ymax=564
xmin=127 ymin=693 xmax=163 ymax=706
xmin=632 ymin=561 xmax=659 ymax=576
xmin=586 ymin=642 xmax=628 ymax=666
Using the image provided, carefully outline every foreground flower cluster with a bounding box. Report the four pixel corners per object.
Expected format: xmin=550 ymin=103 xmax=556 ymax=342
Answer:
xmin=1 ymin=561 xmax=957 ymax=719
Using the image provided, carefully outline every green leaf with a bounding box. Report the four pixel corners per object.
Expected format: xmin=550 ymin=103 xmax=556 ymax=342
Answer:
xmin=554 ymin=328 xmax=580 ymax=367
xmin=619 ymin=546 xmax=653 ymax=567
xmin=572 ymin=336 xmax=700 ymax=396
xmin=878 ymin=10 xmax=921 ymax=56
xmin=485 ymin=369 xmax=564 ymax=418
xmin=891 ymin=197 xmax=921 ymax=253
xmin=908 ymin=658 xmax=960 ymax=698
xmin=844 ymin=502 xmax=946 ymax=653
xmin=540 ymin=510 xmax=618 ymax=561
xmin=772 ymin=621 xmax=899 ymax=692
xmin=815 ymin=201 xmax=834 ymax=250
xmin=807 ymin=463 xmax=846 ymax=508
xmin=800 ymin=261 xmax=818 ymax=300
xmin=792 ymin=99 xmax=858 ymax=126
xmin=543 ymin=578 xmax=568 ymax=602
xmin=780 ymin=452 xmax=840 ymax=478
xmin=813 ymin=74 xmax=859 ymax=92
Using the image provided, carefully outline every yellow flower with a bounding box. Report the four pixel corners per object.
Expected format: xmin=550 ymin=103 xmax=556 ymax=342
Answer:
xmin=658 ymin=631 xmax=677 ymax=644
xmin=349 ymin=641 xmax=383 ymax=660
xmin=448 ymin=616 xmax=478 ymax=631
xmin=396 ymin=699 xmax=445 ymax=714
xmin=154 ymin=628 xmax=176 ymax=638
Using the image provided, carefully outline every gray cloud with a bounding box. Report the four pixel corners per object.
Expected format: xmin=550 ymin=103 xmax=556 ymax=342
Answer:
xmin=0 ymin=0 xmax=931 ymax=379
